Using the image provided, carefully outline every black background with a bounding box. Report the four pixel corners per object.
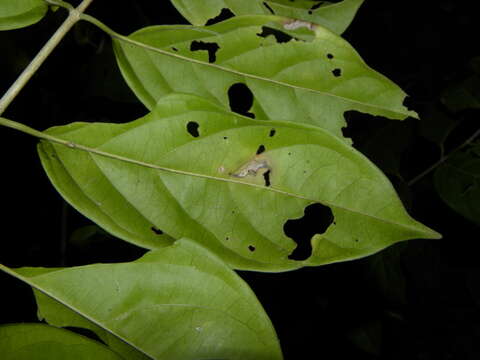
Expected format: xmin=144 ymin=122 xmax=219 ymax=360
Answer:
xmin=1 ymin=0 xmax=479 ymax=359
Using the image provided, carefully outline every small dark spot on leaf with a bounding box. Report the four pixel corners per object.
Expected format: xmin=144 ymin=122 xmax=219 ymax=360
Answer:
xmin=225 ymin=236 xmax=229 ymax=240
xmin=263 ymin=1 xmax=275 ymax=14
xmin=186 ymin=121 xmax=200 ymax=137
xmin=269 ymin=129 xmax=276 ymax=137
xmin=263 ymin=170 xmax=271 ymax=187
xmin=228 ymin=83 xmax=255 ymax=118
xmin=205 ymin=8 xmax=235 ymax=26
xmin=285 ymin=203 xmax=334 ymax=261
xmin=355 ymin=239 xmax=360 ymax=243
xmin=171 ymin=47 xmax=178 ymax=52
xmin=248 ymin=245 xmax=256 ymax=252
xmin=151 ymin=226 xmax=163 ymax=235
xmin=223 ymin=136 xmax=228 ymax=140
xmin=332 ymin=68 xmax=342 ymax=77
xmin=231 ymin=210 xmax=235 ymax=214
xmin=256 ymin=144 xmax=266 ymax=155
xmin=303 ymin=170 xmax=307 ymax=174
xmin=327 ymin=53 xmax=334 ymax=59
xmin=190 ymin=40 xmax=220 ymax=63
xmin=288 ymin=152 xmax=292 ymax=156
xmin=257 ymin=26 xmax=293 ymax=43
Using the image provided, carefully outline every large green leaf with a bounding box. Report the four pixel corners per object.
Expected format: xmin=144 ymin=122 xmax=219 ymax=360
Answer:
xmin=0 ymin=0 xmax=48 ymax=31
xmin=434 ymin=146 xmax=480 ymax=225
xmin=113 ymin=15 xmax=416 ymax=142
xmin=2 ymin=239 xmax=283 ymax=360
xmin=38 ymin=94 xmax=439 ymax=271
xmin=0 ymin=323 xmax=123 ymax=360
xmin=170 ymin=0 xmax=364 ymax=35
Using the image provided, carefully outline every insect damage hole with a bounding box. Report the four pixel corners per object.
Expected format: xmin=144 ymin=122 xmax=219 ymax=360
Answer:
xmin=248 ymin=245 xmax=256 ymax=252
xmin=205 ymin=8 xmax=235 ymax=26
xmin=263 ymin=170 xmax=271 ymax=187
xmin=190 ymin=40 xmax=220 ymax=63
xmin=151 ymin=226 xmax=163 ymax=235
xmin=332 ymin=68 xmax=342 ymax=77
xmin=256 ymin=144 xmax=266 ymax=155
xmin=257 ymin=26 xmax=293 ymax=43
xmin=308 ymin=1 xmax=323 ymax=14
xmin=269 ymin=129 xmax=276 ymax=137
xmin=186 ymin=121 xmax=200 ymax=137
xmin=228 ymin=83 xmax=255 ymax=118
xmin=263 ymin=1 xmax=275 ymax=14
xmin=327 ymin=53 xmax=334 ymax=59
xmin=285 ymin=203 xmax=334 ymax=261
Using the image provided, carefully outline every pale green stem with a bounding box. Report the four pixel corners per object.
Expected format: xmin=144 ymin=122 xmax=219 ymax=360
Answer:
xmin=0 ymin=0 xmax=95 ymax=116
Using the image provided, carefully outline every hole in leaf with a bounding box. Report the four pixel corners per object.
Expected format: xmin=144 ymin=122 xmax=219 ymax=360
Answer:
xmin=151 ymin=226 xmax=163 ymax=235
xmin=332 ymin=68 xmax=342 ymax=77
xmin=285 ymin=203 xmax=334 ymax=261
xmin=228 ymin=83 xmax=255 ymax=118
xmin=269 ymin=129 xmax=276 ymax=137
xmin=327 ymin=53 xmax=334 ymax=59
xmin=190 ymin=40 xmax=220 ymax=63
xmin=205 ymin=8 xmax=235 ymax=26
xmin=263 ymin=170 xmax=271 ymax=187
xmin=225 ymin=236 xmax=229 ymax=240
xmin=223 ymin=136 xmax=228 ymax=140
xmin=263 ymin=1 xmax=275 ymax=14
xmin=171 ymin=47 xmax=178 ymax=52
xmin=402 ymin=95 xmax=416 ymax=112
xmin=257 ymin=26 xmax=293 ymax=43
xmin=186 ymin=121 xmax=200 ymax=137
xmin=310 ymin=2 xmax=323 ymax=11
xmin=248 ymin=245 xmax=256 ymax=252
xmin=256 ymin=144 xmax=266 ymax=155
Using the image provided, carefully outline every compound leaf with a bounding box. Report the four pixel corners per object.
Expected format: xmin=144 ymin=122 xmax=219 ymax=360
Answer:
xmin=1 ymin=239 xmax=283 ymax=360
xmin=113 ymin=15 xmax=416 ymax=142
xmin=170 ymin=0 xmax=364 ymax=35
xmin=38 ymin=94 xmax=439 ymax=271
xmin=0 ymin=323 xmax=122 ymax=360
xmin=0 ymin=0 xmax=48 ymax=31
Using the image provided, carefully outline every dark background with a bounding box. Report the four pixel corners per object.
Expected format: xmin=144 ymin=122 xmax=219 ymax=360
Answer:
xmin=1 ymin=0 xmax=479 ymax=359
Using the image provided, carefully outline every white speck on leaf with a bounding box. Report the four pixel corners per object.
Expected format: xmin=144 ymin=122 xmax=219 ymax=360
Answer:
xmin=195 ymin=327 xmax=202 ymax=332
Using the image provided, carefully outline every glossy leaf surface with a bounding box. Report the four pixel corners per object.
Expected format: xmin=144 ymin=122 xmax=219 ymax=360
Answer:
xmin=0 ymin=323 xmax=122 ymax=360
xmin=434 ymin=146 xmax=480 ymax=225
xmin=113 ymin=15 xmax=416 ymax=142
xmin=170 ymin=0 xmax=364 ymax=35
xmin=0 ymin=0 xmax=48 ymax=31
xmin=38 ymin=94 xmax=439 ymax=271
xmin=4 ymin=240 xmax=282 ymax=360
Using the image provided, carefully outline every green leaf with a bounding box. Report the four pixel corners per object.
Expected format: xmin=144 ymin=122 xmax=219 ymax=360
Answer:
xmin=434 ymin=147 xmax=480 ymax=225
xmin=0 ymin=0 xmax=48 ymax=31
xmin=113 ymin=15 xmax=416 ymax=142
xmin=2 ymin=239 xmax=283 ymax=360
xmin=38 ymin=93 xmax=439 ymax=271
xmin=0 ymin=323 xmax=123 ymax=360
xmin=170 ymin=0 xmax=364 ymax=35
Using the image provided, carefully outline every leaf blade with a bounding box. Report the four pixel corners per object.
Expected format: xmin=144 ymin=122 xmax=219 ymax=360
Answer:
xmin=2 ymin=239 xmax=283 ymax=360
xmin=113 ymin=15 xmax=416 ymax=142
xmin=0 ymin=0 xmax=48 ymax=31
xmin=38 ymin=94 xmax=438 ymax=271
xmin=170 ymin=0 xmax=364 ymax=35
xmin=0 ymin=323 xmax=123 ymax=360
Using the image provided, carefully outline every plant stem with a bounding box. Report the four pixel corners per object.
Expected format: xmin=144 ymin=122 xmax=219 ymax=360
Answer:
xmin=408 ymin=128 xmax=480 ymax=186
xmin=0 ymin=0 xmax=95 ymax=116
